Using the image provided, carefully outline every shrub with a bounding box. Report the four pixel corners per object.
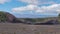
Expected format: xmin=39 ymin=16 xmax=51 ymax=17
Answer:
xmin=0 ymin=11 xmax=7 ymax=22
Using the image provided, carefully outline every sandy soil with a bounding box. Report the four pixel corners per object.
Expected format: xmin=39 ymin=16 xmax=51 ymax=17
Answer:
xmin=0 ymin=23 xmax=60 ymax=34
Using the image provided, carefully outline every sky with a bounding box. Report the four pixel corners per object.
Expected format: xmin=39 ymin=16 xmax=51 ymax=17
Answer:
xmin=0 ymin=0 xmax=60 ymax=18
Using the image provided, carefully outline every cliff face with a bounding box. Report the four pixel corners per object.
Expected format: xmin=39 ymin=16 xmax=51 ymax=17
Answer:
xmin=0 ymin=11 xmax=17 ymax=22
xmin=0 ymin=12 xmax=26 ymax=23
xmin=0 ymin=11 xmax=27 ymax=23
xmin=2 ymin=12 xmax=24 ymax=23
xmin=5 ymin=12 xmax=16 ymax=22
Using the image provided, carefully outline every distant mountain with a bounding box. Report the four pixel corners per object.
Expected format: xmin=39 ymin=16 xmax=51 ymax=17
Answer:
xmin=14 ymin=14 xmax=58 ymax=18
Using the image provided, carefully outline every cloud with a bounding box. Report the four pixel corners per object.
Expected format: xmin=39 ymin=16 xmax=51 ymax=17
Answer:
xmin=40 ymin=4 xmax=60 ymax=13
xmin=12 ymin=4 xmax=43 ymax=14
xmin=12 ymin=5 xmax=38 ymax=11
xmin=12 ymin=4 xmax=60 ymax=14
xmin=0 ymin=0 xmax=11 ymax=4
xmin=18 ymin=0 xmax=39 ymax=5
xmin=17 ymin=0 xmax=56 ymax=5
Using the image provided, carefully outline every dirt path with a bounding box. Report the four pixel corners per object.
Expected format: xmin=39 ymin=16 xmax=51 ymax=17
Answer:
xmin=0 ymin=23 xmax=60 ymax=34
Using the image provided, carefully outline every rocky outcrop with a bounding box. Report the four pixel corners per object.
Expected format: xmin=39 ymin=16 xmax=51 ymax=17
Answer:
xmin=35 ymin=19 xmax=59 ymax=25
xmin=0 ymin=11 xmax=24 ymax=23
xmin=5 ymin=12 xmax=16 ymax=22
xmin=5 ymin=12 xmax=24 ymax=23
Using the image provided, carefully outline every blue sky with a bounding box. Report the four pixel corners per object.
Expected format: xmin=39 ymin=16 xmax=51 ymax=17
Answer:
xmin=0 ymin=0 xmax=60 ymax=18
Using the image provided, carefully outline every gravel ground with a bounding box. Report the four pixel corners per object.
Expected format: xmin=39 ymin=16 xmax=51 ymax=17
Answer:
xmin=0 ymin=23 xmax=60 ymax=34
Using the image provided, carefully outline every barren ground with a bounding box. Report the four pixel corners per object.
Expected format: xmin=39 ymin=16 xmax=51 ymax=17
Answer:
xmin=0 ymin=23 xmax=60 ymax=34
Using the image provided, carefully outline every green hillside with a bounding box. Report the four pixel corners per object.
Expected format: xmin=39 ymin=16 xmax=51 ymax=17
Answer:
xmin=0 ymin=11 xmax=7 ymax=22
xmin=17 ymin=14 xmax=60 ymax=24
xmin=0 ymin=11 xmax=60 ymax=24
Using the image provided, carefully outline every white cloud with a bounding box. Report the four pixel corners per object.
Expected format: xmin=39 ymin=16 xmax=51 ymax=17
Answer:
xmin=12 ymin=5 xmax=37 ymax=11
xmin=17 ymin=0 xmax=56 ymax=5
xmin=18 ymin=0 xmax=39 ymax=5
xmin=0 ymin=0 xmax=11 ymax=4
xmin=12 ymin=4 xmax=60 ymax=14
xmin=40 ymin=4 xmax=60 ymax=13
xmin=12 ymin=4 xmax=43 ymax=14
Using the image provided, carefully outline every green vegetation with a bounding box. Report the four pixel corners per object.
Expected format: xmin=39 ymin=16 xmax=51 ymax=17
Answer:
xmin=0 ymin=11 xmax=7 ymax=22
xmin=17 ymin=15 xmax=60 ymax=24
xmin=58 ymin=14 xmax=60 ymax=17
xmin=58 ymin=14 xmax=60 ymax=18
xmin=0 ymin=11 xmax=60 ymax=24
xmin=24 ymin=18 xmax=36 ymax=22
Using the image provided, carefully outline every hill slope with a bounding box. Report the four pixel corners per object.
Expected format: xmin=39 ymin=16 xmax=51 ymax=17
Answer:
xmin=0 ymin=11 xmax=60 ymax=25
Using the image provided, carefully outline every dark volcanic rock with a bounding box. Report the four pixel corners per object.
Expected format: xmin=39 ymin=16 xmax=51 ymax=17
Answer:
xmin=35 ymin=19 xmax=59 ymax=25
